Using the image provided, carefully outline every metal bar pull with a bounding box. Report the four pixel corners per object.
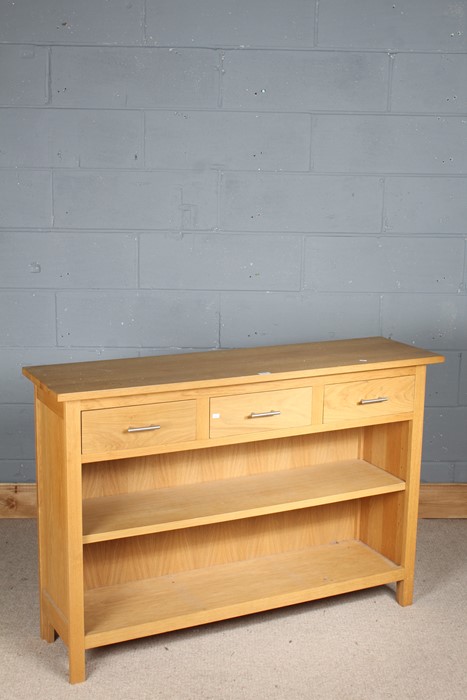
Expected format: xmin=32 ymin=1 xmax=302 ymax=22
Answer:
xmin=127 ymin=425 xmax=161 ymax=433
xmin=359 ymin=397 xmax=389 ymax=405
xmin=249 ymin=410 xmax=281 ymax=418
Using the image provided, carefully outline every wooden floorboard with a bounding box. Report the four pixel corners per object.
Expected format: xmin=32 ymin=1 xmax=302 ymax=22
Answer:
xmin=0 ymin=483 xmax=37 ymax=518
xmin=419 ymin=484 xmax=467 ymax=518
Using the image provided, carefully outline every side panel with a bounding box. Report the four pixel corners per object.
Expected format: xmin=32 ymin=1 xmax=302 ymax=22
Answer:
xmin=35 ymin=390 xmax=86 ymax=681
xmin=36 ymin=393 xmax=69 ymax=637
xmin=396 ymin=365 xmax=427 ymax=606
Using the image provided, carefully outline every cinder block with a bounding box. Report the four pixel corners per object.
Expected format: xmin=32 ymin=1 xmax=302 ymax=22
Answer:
xmin=220 ymin=292 xmax=380 ymax=347
xmin=0 ymin=292 xmax=56 ymax=346
xmin=0 ymin=460 xmax=36 ymax=482
xmin=454 ymin=464 xmax=467 ymax=482
xmin=53 ymin=171 xmax=218 ymax=230
xmin=0 ymin=109 xmax=142 ymax=168
xmin=53 ymin=110 xmax=142 ymax=168
xmin=381 ymin=294 xmax=467 ymax=349
xmin=0 ymin=46 xmax=48 ymax=106
xmin=145 ymin=111 xmax=311 ymax=171
xmin=425 ymin=352 xmax=461 ymax=407
xmin=0 ymin=405 xmax=35 ymax=460
xmin=145 ymin=0 xmax=314 ymax=48
xmin=423 ymin=408 xmax=467 ymax=462
xmin=139 ymin=233 xmax=301 ymax=291
xmin=317 ymin=0 xmax=467 ymax=51
xmin=0 ymin=231 xmax=137 ymax=288
xmin=51 ymin=48 xmax=219 ymax=108
xmin=1 ymin=347 xmax=139 ymax=404
xmin=0 ymin=171 xmax=52 ymax=228
xmin=56 ymin=291 xmax=220 ymax=347
xmin=421 ymin=462 xmax=454 ymax=483
xmin=138 ymin=347 xmax=214 ymax=357
xmin=220 ymin=173 xmax=383 ymax=232
xmin=303 ymin=236 xmax=464 ymax=293
xmin=312 ymin=115 xmax=467 ymax=174
xmin=384 ymin=177 xmax=467 ymax=234
xmin=0 ymin=110 xmax=50 ymax=167
xmin=222 ymin=50 xmax=388 ymax=111
xmin=392 ymin=54 xmax=467 ymax=113
xmin=459 ymin=352 xmax=467 ymax=405
xmin=0 ymin=0 xmax=144 ymax=45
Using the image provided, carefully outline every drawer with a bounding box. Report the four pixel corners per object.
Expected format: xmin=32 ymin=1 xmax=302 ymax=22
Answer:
xmin=82 ymin=400 xmax=197 ymax=455
xmin=210 ymin=387 xmax=312 ymax=439
xmin=323 ymin=375 xmax=415 ymax=423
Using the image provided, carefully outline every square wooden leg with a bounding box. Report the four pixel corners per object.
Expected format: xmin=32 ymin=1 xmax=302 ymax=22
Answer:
xmin=396 ymin=578 xmax=414 ymax=607
xmin=69 ymin=644 xmax=86 ymax=684
xmin=40 ymin=615 xmax=57 ymax=643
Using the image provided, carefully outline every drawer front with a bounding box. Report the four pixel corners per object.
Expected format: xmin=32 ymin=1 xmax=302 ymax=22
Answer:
xmin=210 ymin=387 xmax=312 ymax=439
xmin=82 ymin=400 xmax=197 ymax=455
xmin=323 ymin=375 xmax=415 ymax=423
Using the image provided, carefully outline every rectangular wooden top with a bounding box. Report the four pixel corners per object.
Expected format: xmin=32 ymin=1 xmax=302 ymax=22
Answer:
xmin=23 ymin=337 xmax=444 ymax=402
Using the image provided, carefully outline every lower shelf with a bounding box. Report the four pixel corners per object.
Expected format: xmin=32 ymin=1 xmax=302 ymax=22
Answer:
xmin=84 ymin=540 xmax=404 ymax=649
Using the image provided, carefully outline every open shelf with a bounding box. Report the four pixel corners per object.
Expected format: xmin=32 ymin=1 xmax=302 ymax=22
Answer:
xmin=82 ymin=459 xmax=405 ymax=544
xmin=84 ymin=539 xmax=405 ymax=649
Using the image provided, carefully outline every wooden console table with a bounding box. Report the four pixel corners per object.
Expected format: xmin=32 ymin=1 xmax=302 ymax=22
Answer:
xmin=23 ymin=337 xmax=443 ymax=683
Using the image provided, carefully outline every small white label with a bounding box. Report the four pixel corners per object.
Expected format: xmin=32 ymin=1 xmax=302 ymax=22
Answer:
xmin=212 ymin=413 xmax=221 ymax=419
xmin=258 ymin=371 xmax=271 ymax=375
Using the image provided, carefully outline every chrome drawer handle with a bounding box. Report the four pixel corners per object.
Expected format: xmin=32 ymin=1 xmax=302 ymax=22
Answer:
xmin=249 ymin=410 xmax=281 ymax=418
xmin=127 ymin=425 xmax=161 ymax=433
xmin=359 ymin=397 xmax=389 ymax=405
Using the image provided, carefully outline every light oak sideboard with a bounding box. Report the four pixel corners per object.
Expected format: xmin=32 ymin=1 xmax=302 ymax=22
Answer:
xmin=23 ymin=337 xmax=443 ymax=683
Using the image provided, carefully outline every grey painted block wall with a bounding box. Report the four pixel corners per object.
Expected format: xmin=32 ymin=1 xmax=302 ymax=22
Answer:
xmin=0 ymin=0 xmax=466 ymax=484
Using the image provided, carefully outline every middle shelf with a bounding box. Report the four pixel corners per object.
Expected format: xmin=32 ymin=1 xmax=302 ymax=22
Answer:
xmin=82 ymin=459 xmax=405 ymax=544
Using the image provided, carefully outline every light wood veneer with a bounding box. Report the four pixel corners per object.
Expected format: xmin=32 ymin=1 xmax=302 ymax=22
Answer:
xmin=23 ymin=337 xmax=443 ymax=683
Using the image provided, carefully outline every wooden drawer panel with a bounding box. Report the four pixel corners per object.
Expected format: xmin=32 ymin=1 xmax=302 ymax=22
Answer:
xmin=210 ymin=387 xmax=312 ymax=439
xmin=323 ymin=375 xmax=415 ymax=424
xmin=82 ymin=400 xmax=196 ymax=455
